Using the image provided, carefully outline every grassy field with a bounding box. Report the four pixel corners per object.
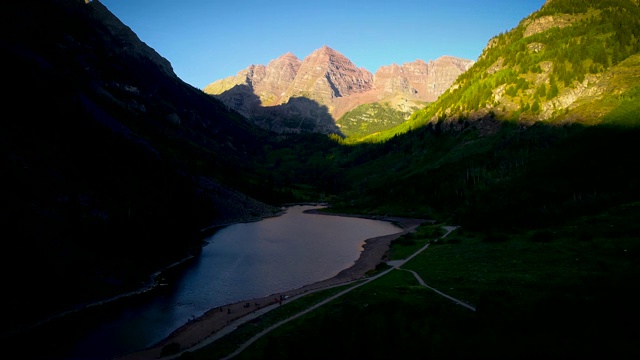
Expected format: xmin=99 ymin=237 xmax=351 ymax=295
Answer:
xmin=183 ymin=203 xmax=640 ymax=359
xmin=175 ymin=283 xmax=358 ymax=359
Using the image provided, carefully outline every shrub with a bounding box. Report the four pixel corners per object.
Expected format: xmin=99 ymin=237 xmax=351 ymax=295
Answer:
xmin=530 ymin=230 xmax=554 ymax=243
xmin=395 ymin=234 xmax=416 ymax=246
xmin=482 ymin=233 xmax=509 ymax=243
xmin=575 ymin=230 xmax=593 ymax=242
xmin=423 ymin=227 xmax=446 ymax=239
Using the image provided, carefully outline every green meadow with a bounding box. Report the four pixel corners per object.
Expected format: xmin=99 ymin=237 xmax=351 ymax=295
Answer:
xmin=182 ymin=202 xmax=640 ymax=359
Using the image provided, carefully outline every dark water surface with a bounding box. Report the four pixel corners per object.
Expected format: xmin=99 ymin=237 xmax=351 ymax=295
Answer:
xmin=67 ymin=205 xmax=402 ymax=359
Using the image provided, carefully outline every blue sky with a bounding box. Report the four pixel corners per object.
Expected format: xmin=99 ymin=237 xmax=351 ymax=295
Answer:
xmin=99 ymin=0 xmax=546 ymax=89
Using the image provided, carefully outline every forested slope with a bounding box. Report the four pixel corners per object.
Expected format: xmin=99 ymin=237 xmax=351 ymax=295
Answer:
xmin=329 ymin=0 xmax=640 ymax=229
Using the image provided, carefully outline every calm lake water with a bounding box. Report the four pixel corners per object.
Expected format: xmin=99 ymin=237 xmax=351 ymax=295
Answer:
xmin=67 ymin=205 xmax=402 ymax=359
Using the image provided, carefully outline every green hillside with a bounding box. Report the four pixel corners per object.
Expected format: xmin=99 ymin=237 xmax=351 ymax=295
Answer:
xmin=337 ymin=101 xmax=428 ymax=139
xmin=356 ymin=0 xmax=640 ymax=143
xmin=329 ymin=0 xmax=640 ymax=228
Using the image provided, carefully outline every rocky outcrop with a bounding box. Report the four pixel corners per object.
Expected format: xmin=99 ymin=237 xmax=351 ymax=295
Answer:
xmin=204 ymin=46 xmax=473 ymax=134
xmin=374 ymin=56 xmax=474 ymax=102
xmin=523 ymin=12 xmax=589 ymax=38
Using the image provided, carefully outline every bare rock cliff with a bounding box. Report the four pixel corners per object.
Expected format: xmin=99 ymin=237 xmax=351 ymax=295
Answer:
xmin=373 ymin=56 xmax=474 ymax=102
xmin=204 ymin=46 xmax=473 ymax=133
xmin=281 ymin=45 xmax=374 ymax=105
xmin=254 ymin=52 xmax=302 ymax=105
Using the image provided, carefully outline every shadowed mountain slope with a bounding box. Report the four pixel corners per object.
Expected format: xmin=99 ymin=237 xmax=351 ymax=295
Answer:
xmin=1 ymin=0 xmax=281 ymax=338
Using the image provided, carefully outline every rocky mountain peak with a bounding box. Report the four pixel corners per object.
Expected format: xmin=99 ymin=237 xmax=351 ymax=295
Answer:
xmin=279 ymin=51 xmax=299 ymax=60
xmin=314 ymin=45 xmax=345 ymax=59
xmin=256 ymin=52 xmax=302 ymax=105
xmin=203 ymin=47 xmax=473 ymax=134
xmin=281 ymin=45 xmax=374 ymax=104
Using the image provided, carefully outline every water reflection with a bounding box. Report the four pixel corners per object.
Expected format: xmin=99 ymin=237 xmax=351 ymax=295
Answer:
xmin=68 ymin=205 xmax=402 ymax=359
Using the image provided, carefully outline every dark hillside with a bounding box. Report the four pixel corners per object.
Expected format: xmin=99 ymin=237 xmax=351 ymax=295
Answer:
xmin=1 ymin=0 xmax=279 ymax=337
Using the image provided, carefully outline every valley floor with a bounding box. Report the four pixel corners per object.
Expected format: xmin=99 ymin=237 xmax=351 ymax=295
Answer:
xmin=116 ymin=214 xmax=429 ymax=360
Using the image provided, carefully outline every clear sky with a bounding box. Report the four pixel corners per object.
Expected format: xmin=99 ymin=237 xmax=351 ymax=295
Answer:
xmin=99 ymin=0 xmax=546 ymax=89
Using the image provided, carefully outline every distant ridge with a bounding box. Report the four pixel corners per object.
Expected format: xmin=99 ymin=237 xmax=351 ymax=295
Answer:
xmin=204 ymin=46 xmax=473 ymax=134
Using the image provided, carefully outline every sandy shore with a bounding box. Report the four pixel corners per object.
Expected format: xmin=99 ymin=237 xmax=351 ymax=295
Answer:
xmin=116 ymin=213 xmax=430 ymax=360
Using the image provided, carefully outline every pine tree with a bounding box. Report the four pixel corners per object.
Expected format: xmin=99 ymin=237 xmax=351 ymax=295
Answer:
xmin=536 ymin=83 xmax=547 ymax=98
xmin=531 ymin=99 xmax=540 ymax=114
xmin=547 ymin=76 xmax=559 ymax=100
xmin=532 ymin=94 xmax=541 ymax=114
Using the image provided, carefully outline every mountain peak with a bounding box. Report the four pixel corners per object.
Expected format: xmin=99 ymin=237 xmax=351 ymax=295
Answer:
xmin=283 ymin=45 xmax=373 ymax=102
xmin=204 ymin=48 xmax=473 ymax=131
xmin=308 ymin=45 xmax=346 ymax=60
xmin=319 ymin=45 xmax=335 ymax=52
xmin=278 ymin=52 xmax=300 ymax=61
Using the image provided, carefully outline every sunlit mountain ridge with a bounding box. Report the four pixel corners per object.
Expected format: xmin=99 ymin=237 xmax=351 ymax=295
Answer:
xmin=356 ymin=0 xmax=640 ymax=143
xmin=330 ymin=0 xmax=640 ymax=227
xmin=204 ymin=46 xmax=472 ymax=136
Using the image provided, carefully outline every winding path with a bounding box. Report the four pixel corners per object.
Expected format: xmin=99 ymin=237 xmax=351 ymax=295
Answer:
xmin=397 ymin=269 xmax=476 ymax=311
xmin=220 ymin=225 xmax=473 ymax=359
xmin=388 ymin=226 xmax=476 ymax=311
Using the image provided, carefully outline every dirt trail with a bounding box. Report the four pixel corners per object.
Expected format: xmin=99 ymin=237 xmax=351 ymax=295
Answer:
xmin=221 ymin=225 xmax=471 ymax=359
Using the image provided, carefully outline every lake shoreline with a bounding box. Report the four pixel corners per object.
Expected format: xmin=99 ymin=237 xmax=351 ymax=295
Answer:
xmin=116 ymin=212 xmax=430 ymax=360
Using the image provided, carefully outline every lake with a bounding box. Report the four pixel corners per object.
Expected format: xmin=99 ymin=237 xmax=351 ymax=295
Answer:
xmin=67 ymin=205 xmax=402 ymax=359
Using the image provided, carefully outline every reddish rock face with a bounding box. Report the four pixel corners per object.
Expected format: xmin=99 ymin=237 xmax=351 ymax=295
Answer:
xmin=374 ymin=56 xmax=474 ymax=102
xmin=253 ymin=52 xmax=302 ymax=105
xmin=281 ymin=46 xmax=374 ymax=105
xmin=204 ymin=46 xmax=473 ymax=131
